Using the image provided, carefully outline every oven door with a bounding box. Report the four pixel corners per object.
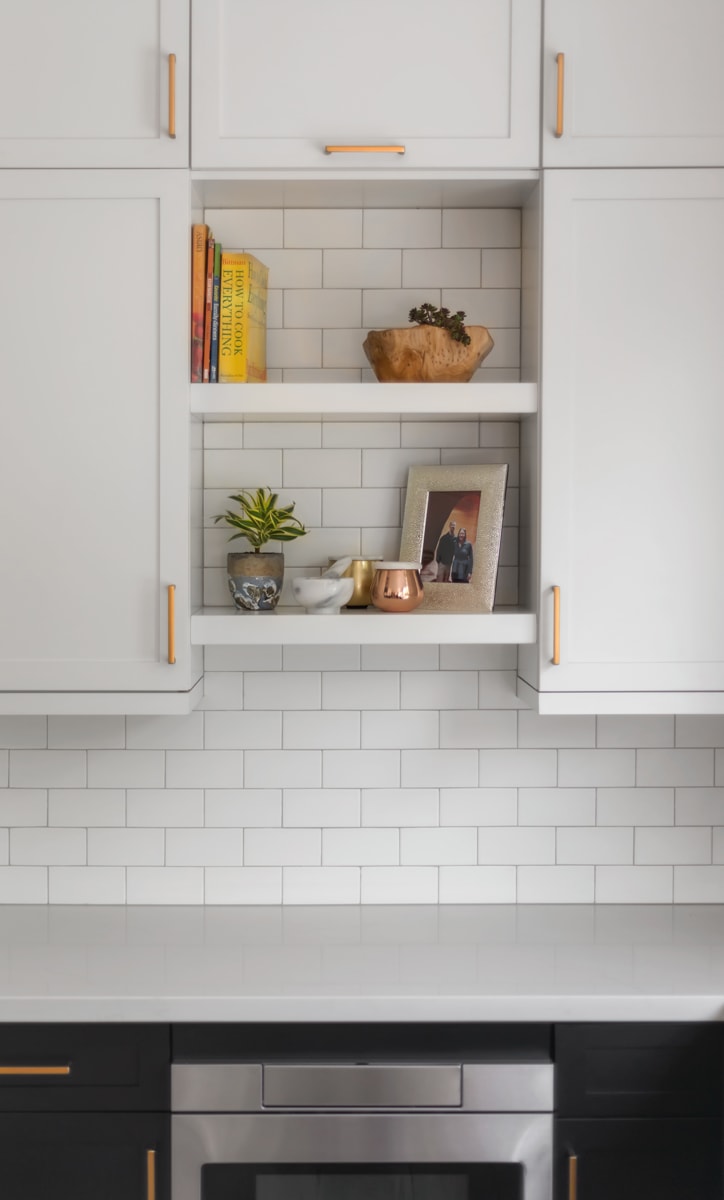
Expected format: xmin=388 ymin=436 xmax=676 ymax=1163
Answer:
xmin=172 ymin=1113 xmax=551 ymax=1200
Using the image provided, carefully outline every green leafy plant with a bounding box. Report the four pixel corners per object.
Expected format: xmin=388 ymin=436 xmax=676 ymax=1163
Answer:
xmin=214 ymin=487 xmax=307 ymax=552
xmin=408 ymin=302 xmax=471 ymax=346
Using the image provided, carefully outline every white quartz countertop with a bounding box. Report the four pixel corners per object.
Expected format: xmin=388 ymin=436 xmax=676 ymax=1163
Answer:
xmin=0 ymin=904 xmax=722 ymax=1022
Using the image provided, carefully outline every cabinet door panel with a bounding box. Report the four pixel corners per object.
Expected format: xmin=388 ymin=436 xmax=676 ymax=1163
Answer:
xmin=0 ymin=0 xmax=188 ymax=167
xmin=0 ymin=171 xmax=196 ymax=693
xmin=192 ymin=0 xmax=540 ymax=169
xmin=533 ymin=169 xmax=724 ymax=696
xmin=543 ymin=0 xmax=724 ymax=166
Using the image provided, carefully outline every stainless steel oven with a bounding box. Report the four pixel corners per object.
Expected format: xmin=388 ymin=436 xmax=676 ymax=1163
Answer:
xmin=172 ymin=1057 xmax=553 ymax=1200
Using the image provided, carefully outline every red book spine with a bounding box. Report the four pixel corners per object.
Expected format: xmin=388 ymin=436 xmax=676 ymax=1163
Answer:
xmin=202 ymin=234 xmax=215 ymax=383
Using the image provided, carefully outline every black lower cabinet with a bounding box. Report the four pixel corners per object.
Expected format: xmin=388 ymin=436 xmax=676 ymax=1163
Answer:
xmin=0 ymin=1112 xmax=170 ymax=1200
xmin=555 ymin=1118 xmax=723 ymax=1200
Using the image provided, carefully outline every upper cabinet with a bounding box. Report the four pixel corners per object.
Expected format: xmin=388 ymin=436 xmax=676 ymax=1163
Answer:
xmin=191 ymin=0 xmax=541 ymax=170
xmin=0 ymin=0 xmax=189 ymax=167
xmin=543 ymin=0 xmax=724 ymax=167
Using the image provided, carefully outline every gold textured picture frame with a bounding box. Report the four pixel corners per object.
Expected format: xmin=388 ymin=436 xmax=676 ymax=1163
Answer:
xmin=399 ymin=464 xmax=508 ymax=613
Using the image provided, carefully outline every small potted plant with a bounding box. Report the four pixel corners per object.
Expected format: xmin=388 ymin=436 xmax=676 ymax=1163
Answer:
xmin=214 ymin=487 xmax=307 ymax=612
xmin=363 ymin=303 xmax=494 ymax=383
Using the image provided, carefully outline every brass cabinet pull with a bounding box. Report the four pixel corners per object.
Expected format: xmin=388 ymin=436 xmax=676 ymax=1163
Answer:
xmin=568 ymin=1153 xmax=578 ymax=1200
xmin=168 ymin=53 xmax=177 ymax=139
xmin=324 ymin=145 xmax=405 ymax=155
xmin=147 ymin=1149 xmax=156 ymax=1200
xmin=0 ymin=1065 xmax=71 ymax=1076
xmin=167 ymin=584 xmax=176 ymax=665
xmin=552 ymin=585 xmax=561 ymax=665
xmin=555 ymin=52 xmax=565 ymax=137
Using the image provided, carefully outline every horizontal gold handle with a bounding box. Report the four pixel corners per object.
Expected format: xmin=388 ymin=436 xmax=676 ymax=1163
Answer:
xmin=324 ymin=144 xmax=405 ymax=155
xmin=0 ymin=1066 xmax=71 ymax=1076
xmin=555 ymin=52 xmax=565 ymax=137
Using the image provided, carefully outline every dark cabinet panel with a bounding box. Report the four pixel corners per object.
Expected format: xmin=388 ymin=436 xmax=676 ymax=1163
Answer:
xmin=0 ymin=1023 xmax=170 ymax=1111
xmin=555 ymin=1118 xmax=722 ymax=1200
xmin=0 ymin=1112 xmax=170 ymax=1200
xmin=555 ymin=1023 xmax=723 ymax=1117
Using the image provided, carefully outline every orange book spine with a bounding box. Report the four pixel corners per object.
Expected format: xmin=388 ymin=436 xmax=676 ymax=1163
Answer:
xmin=190 ymin=223 xmax=208 ymax=383
xmin=202 ymin=234 xmax=215 ymax=383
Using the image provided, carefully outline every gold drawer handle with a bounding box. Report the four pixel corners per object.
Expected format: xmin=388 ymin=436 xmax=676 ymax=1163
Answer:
xmin=568 ymin=1153 xmax=578 ymax=1200
xmin=552 ymin=585 xmax=561 ymax=665
xmin=168 ymin=584 xmax=176 ymax=665
xmin=324 ymin=144 xmax=405 ymax=154
xmin=168 ymin=53 xmax=177 ymax=139
xmin=147 ymin=1149 xmax=156 ymax=1200
xmin=0 ymin=1066 xmax=71 ymax=1076
xmin=555 ymin=52 xmax=565 ymax=137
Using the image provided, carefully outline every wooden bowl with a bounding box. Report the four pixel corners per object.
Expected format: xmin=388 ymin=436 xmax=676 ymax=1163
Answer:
xmin=363 ymin=325 xmax=494 ymax=383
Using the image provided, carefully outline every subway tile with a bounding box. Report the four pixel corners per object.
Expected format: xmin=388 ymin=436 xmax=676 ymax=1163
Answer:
xmin=440 ymin=645 xmax=515 ymax=670
xmin=360 ymin=527 xmax=403 ymax=560
xmin=283 ymin=710 xmax=360 ymax=750
xmin=517 ymin=865 xmax=594 ymax=904
xmin=205 ymin=789 xmax=281 ymax=827
xmin=440 ymin=710 xmax=516 ymax=748
xmin=595 ymin=866 xmax=673 ymax=904
xmin=324 ymin=749 xmax=400 ymax=789
xmin=401 ymin=421 xmax=479 ymax=449
xmin=49 ymin=867 xmax=125 ymax=905
xmin=322 ymin=421 xmax=400 ymax=450
xmin=205 ymin=209 xmax=283 ymax=249
xmin=245 ymin=751 xmax=322 ymax=790
xmin=479 ymin=827 xmax=555 ymax=865
xmin=322 ymin=488 xmax=400 ymax=527
xmin=285 ymin=209 xmax=362 ymax=248
xmin=361 ymin=711 xmax=439 ymax=750
xmin=266 ymin=289 xmax=283 ymax=328
xmin=322 ymin=329 xmax=371 ymax=369
xmin=245 ymin=248 xmax=321 ymax=288
xmin=49 ymin=789 xmax=125 ymax=827
xmin=0 ymin=717 xmax=47 ymax=748
xmin=127 ymin=789 xmax=204 ymax=827
xmin=636 ymin=749 xmax=714 ymax=787
xmin=403 ymin=249 xmax=481 ymax=289
xmin=243 ymin=422 xmax=321 ymax=449
xmin=675 ymin=788 xmax=724 ymax=825
xmin=362 ymin=645 xmax=438 ymax=671
xmin=674 ymin=866 xmax=724 ymax=903
xmin=478 ymin=671 xmax=526 ymax=709
xmin=482 ymin=248 xmax=522 ymax=288
xmin=401 ymin=827 xmax=476 ymax=865
xmin=635 ymin=827 xmax=711 ymax=865
xmin=283 ymin=528 xmax=361 ymax=569
xmin=165 ymin=751 xmax=243 ymax=789
xmin=205 ymin=711 xmax=282 ymax=750
xmin=712 ymin=828 xmax=724 ymax=863
xmin=10 ymin=751 xmax=86 ymax=789
xmin=323 ymin=671 xmax=399 ymax=710
xmin=284 ymin=789 xmax=360 ymax=827
xmin=478 ymin=421 xmax=520 ymax=449
xmin=245 ymin=828 xmax=321 ymax=866
xmin=283 ymin=369 xmax=362 ymax=383
xmin=439 ymin=865 xmax=516 ymax=903
xmin=0 ymin=790 xmax=47 ymax=826
xmin=283 ymin=646 xmax=360 ymax=672
xmin=204 ymin=423 xmax=245 ymax=450
xmin=557 ymin=827 xmax=633 ymax=865
xmin=167 ymin=828 xmax=243 ymax=867
xmin=205 ymin=867 xmax=282 ymax=905
xmin=362 ymin=789 xmax=439 ymax=827
xmin=267 ymin=329 xmax=322 ymax=369
xmin=88 ymin=828 xmax=164 ymax=866
xmin=199 ymin=673 xmax=244 ymax=710
xmin=558 ymin=750 xmax=635 ymax=787
xmin=244 ymin=672 xmax=321 ymax=710
xmin=441 ymin=289 xmax=520 ymax=328
xmin=597 ymin=787 xmax=674 ymax=826
xmin=284 ymin=867 xmax=360 ymax=905
xmin=718 ymin=750 xmax=724 ymax=785
xmin=361 ymin=866 xmax=438 ymax=904
xmin=126 ymin=867 xmax=204 ymax=905
xmin=597 ymin=715 xmax=674 ymax=748
xmin=0 ymin=831 xmax=8 ymax=864
xmin=676 ymin=716 xmax=724 ymax=747
xmin=362 ymin=447 xmax=439 ymax=487
xmin=284 ymin=289 xmax=362 ymax=328
xmin=283 ymin=448 xmax=361 ymax=489
xmin=401 ymin=749 xmax=477 ymax=789
xmin=11 ymin=828 xmax=85 ymax=866
xmin=518 ymin=788 xmax=595 ymax=826
xmin=401 ymin=671 xmax=477 ymax=710
xmin=471 ymin=327 xmax=521 ymax=370
xmin=362 ymin=289 xmax=441 ymax=329
xmin=48 ymin=716 xmax=125 ymax=749
xmin=0 ymin=866 xmax=48 ymax=903
xmin=363 ymin=209 xmax=441 ymax=248
xmin=126 ymin=714 xmax=204 ymax=750
xmin=518 ymin=712 xmax=595 ymax=748
xmin=204 ymin=448 xmax=283 ymax=489
xmin=324 ymin=249 xmax=401 ymax=288
xmin=440 ymin=788 xmax=517 ymax=827
xmin=442 ymin=209 xmax=521 ymax=248
xmin=479 ymin=750 xmax=557 ymax=788
xmin=323 ymin=828 xmax=398 ymax=866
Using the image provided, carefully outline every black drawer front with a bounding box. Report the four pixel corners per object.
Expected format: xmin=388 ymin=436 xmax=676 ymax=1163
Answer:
xmin=0 ymin=1024 xmax=170 ymax=1111
xmin=555 ymin=1023 xmax=723 ymax=1118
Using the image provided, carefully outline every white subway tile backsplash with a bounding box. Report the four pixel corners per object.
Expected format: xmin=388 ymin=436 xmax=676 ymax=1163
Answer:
xmin=717 ymin=750 xmax=724 ymax=785
xmin=205 ymin=711 xmax=282 ymax=750
xmin=126 ymin=867 xmax=204 ymax=905
xmin=595 ymin=866 xmax=673 ymax=904
xmin=518 ymin=788 xmax=595 ymax=826
xmin=88 ymin=828 xmax=164 ymax=866
xmin=284 ymin=789 xmax=359 ymax=828
xmin=674 ymin=866 xmax=724 ymax=903
xmin=249 ymin=248 xmax=322 ymax=288
xmin=677 ymin=717 xmax=724 ymax=747
xmin=362 ymin=447 xmax=439 ymax=487
xmin=324 ymin=671 xmax=399 ymax=710
xmin=323 ymin=488 xmax=400 ymax=527
xmin=245 ymin=828 xmax=321 ymax=866
xmin=286 ymin=209 xmax=362 ymax=248
xmin=401 ymin=749 xmax=477 ymax=789
xmin=362 ymin=289 xmax=441 ymax=330
xmin=284 ymin=866 xmax=360 ymax=905
xmin=127 ymin=790 xmax=204 ymax=827
xmin=126 ymin=714 xmax=204 ymax=750
xmin=401 ymin=827 xmax=476 ymax=865
xmin=49 ymin=717 xmax=125 ymax=749
xmin=363 ymin=210 xmax=441 ymax=249
xmin=205 ymin=867 xmax=282 ymax=905
xmin=206 ymin=789 xmax=281 ymax=827
xmin=246 ymin=751 xmax=321 ymax=790
xmin=0 ymin=717 xmax=47 ymax=748
xmin=49 ymin=866 xmax=125 ymax=905
xmin=442 ymin=209 xmax=521 ymax=249
xmin=597 ymin=716 xmax=674 ymax=748
xmin=440 ymin=788 xmax=516 ymax=827
xmin=517 ymin=866 xmax=594 ymax=904
xmin=200 ymin=671 xmax=245 ymax=707
xmin=204 ymin=448 xmax=283 ymax=489
xmin=637 ymin=749 xmax=714 ymax=787
xmin=0 ymin=866 xmax=48 ymax=903
xmin=481 ymin=248 xmax=521 ymax=288
xmin=597 ymin=788 xmax=674 ymax=827
xmin=324 ymin=249 xmax=401 ymax=289
xmin=243 ymin=422 xmax=321 ymax=449
xmin=284 ymin=289 xmax=362 ymax=329
xmin=284 ymin=710 xmax=360 ymax=750
xmin=441 ymin=289 xmax=520 ymax=328
xmin=284 ymin=646 xmax=360 ymax=672
xmin=635 ymin=827 xmax=711 ymax=865
xmin=165 ymin=751 xmax=243 ymax=789
xmin=440 ymin=645 xmax=515 ymax=671
xmin=403 ymin=249 xmax=481 ymax=289
xmin=362 ymin=711 xmax=439 ymax=750
xmin=284 ymin=448 xmax=361 ymax=489
xmin=323 ymin=827 xmax=398 ymax=865
xmin=0 ymin=790 xmax=47 ymax=826
xmin=400 ymin=421 xmax=478 ymax=449
xmin=245 ymin=672 xmax=320 ymax=711
xmin=401 ymin=671 xmax=477 ymax=711
xmin=10 ymin=751 xmax=86 ymax=789
xmin=167 ymin=828 xmax=243 ymax=867
xmin=675 ymin=788 xmax=724 ymax=826
xmin=440 ymin=711 xmax=516 ymax=749
xmin=322 ymin=421 xmax=400 ymax=450
xmin=362 ymin=645 xmax=439 ymax=671
xmin=439 ymin=865 xmax=516 ymax=903
xmin=11 ymin=828 xmax=85 ymax=866
xmin=324 ymin=749 xmax=400 ymax=789
xmin=321 ymin=329 xmax=371 ymax=369
xmin=479 ymin=827 xmax=555 ymax=865
xmin=479 ymin=750 xmax=557 ymax=788
xmin=361 ymin=866 xmax=438 ymax=904
xmin=557 ymin=827 xmax=633 ymax=865
xmin=518 ymin=713 xmax=595 ymax=749
xmin=50 ymin=790 xmax=125 ymax=827
xmin=362 ymin=789 xmax=439 ymax=827
xmin=206 ymin=208 xmax=283 ymax=249
xmin=558 ymin=750 xmax=635 ymax=787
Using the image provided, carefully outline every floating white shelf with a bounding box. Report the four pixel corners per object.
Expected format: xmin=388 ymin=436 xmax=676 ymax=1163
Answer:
xmin=192 ymin=607 xmax=536 ymax=646
xmin=190 ymin=381 xmax=537 ymax=419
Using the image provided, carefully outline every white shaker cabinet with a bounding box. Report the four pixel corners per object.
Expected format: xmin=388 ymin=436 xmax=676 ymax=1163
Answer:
xmin=0 ymin=0 xmax=189 ymax=167
xmin=0 ymin=171 xmax=202 ymax=712
xmin=517 ymin=169 xmax=724 ymax=712
xmin=543 ymin=0 xmax=724 ymax=167
xmin=191 ymin=0 xmax=541 ymax=170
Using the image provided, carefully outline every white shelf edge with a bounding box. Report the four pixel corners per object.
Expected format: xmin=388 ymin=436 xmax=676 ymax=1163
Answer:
xmin=192 ymin=607 xmax=536 ymax=646
xmin=0 ymin=680 xmax=203 ymax=716
xmin=516 ymin=677 xmax=724 ymax=715
xmin=190 ymin=381 xmax=537 ymax=418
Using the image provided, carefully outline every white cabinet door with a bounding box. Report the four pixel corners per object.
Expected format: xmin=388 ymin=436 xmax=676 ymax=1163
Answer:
xmin=543 ymin=0 xmax=724 ymax=167
xmin=0 ymin=171 xmax=199 ymax=697
xmin=531 ymin=169 xmax=724 ymax=699
xmin=191 ymin=0 xmax=540 ymax=170
xmin=0 ymin=0 xmax=188 ymax=166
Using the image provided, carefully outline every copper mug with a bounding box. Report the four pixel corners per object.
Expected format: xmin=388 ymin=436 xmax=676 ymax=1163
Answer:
xmin=328 ymin=557 xmax=382 ymax=608
xmin=370 ymin=562 xmax=424 ymax=613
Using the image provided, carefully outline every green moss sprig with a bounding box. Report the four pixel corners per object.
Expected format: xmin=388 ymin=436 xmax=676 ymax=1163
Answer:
xmin=408 ymin=302 xmax=471 ymax=346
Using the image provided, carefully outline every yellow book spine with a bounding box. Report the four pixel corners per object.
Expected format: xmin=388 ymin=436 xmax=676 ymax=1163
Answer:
xmin=218 ymin=252 xmax=268 ymax=383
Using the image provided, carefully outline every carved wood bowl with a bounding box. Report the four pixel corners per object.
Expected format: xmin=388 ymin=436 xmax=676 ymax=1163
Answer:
xmin=363 ymin=325 xmax=494 ymax=383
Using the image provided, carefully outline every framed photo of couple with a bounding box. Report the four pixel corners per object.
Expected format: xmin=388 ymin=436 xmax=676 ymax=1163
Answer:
xmin=399 ymin=463 xmax=508 ymax=613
